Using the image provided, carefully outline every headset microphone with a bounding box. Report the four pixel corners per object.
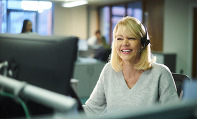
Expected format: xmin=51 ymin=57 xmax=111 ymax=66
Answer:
xmin=138 ymin=49 xmax=142 ymax=53
xmin=138 ymin=47 xmax=144 ymax=53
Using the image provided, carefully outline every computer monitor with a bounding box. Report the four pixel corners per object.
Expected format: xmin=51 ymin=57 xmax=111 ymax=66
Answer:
xmin=182 ymin=79 xmax=197 ymax=101
xmin=102 ymin=101 xmax=197 ymax=119
xmin=0 ymin=33 xmax=79 ymax=118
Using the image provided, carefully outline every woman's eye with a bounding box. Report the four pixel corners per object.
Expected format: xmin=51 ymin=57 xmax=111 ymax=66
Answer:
xmin=128 ymin=37 xmax=136 ymax=40
xmin=117 ymin=38 xmax=123 ymax=40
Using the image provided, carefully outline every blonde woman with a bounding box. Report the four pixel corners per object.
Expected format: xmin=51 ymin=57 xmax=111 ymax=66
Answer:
xmin=83 ymin=16 xmax=179 ymax=117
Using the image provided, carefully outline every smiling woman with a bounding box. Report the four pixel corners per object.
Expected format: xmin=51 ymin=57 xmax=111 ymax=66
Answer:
xmin=82 ymin=16 xmax=180 ymax=118
xmin=111 ymin=16 xmax=152 ymax=72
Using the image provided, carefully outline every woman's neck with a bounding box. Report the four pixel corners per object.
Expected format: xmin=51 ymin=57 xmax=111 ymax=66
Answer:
xmin=122 ymin=61 xmax=136 ymax=76
xmin=122 ymin=55 xmax=140 ymax=72
xmin=122 ymin=58 xmax=142 ymax=79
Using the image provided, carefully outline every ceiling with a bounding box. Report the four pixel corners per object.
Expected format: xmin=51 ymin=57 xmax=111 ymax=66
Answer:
xmin=46 ymin=0 xmax=133 ymax=6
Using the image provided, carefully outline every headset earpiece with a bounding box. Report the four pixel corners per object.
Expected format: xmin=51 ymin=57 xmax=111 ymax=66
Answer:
xmin=141 ymin=25 xmax=150 ymax=47
xmin=144 ymin=40 xmax=150 ymax=47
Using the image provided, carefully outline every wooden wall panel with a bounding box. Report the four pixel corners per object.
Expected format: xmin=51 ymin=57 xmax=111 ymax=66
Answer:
xmin=192 ymin=8 xmax=197 ymax=78
xmin=143 ymin=0 xmax=164 ymax=52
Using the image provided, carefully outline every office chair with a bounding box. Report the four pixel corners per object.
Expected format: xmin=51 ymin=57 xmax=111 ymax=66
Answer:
xmin=172 ymin=73 xmax=190 ymax=99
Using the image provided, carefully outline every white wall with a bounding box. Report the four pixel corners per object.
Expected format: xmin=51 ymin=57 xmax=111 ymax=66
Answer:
xmin=53 ymin=3 xmax=88 ymax=39
xmin=164 ymin=0 xmax=197 ymax=77
xmin=88 ymin=6 xmax=98 ymax=38
xmin=53 ymin=3 xmax=98 ymax=40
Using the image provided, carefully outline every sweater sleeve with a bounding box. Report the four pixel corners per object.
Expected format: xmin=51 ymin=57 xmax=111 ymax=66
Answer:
xmin=82 ymin=64 xmax=107 ymax=117
xmin=158 ymin=65 xmax=180 ymax=104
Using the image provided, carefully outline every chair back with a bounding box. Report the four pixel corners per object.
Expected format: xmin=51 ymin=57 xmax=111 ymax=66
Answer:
xmin=172 ymin=73 xmax=190 ymax=99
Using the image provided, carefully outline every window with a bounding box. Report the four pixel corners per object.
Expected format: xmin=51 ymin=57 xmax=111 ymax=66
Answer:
xmin=0 ymin=1 xmax=53 ymax=35
xmin=0 ymin=1 xmax=7 ymax=33
xmin=7 ymin=10 xmax=37 ymax=34
xmin=100 ymin=1 xmax=143 ymax=45
xmin=100 ymin=7 xmax=110 ymax=44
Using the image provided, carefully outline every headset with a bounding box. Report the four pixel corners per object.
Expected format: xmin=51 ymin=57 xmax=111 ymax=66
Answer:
xmin=137 ymin=24 xmax=150 ymax=53
xmin=141 ymin=24 xmax=150 ymax=48
xmin=129 ymin=23 xmax=150 ymax=53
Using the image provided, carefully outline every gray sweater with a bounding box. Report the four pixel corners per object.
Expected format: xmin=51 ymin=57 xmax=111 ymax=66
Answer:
xmin=83 ymin=62 xmax=180 ymax=116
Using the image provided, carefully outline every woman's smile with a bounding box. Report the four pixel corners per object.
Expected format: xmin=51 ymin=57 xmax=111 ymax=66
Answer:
xmin=121 ymin=49 xmax=133 ymax=54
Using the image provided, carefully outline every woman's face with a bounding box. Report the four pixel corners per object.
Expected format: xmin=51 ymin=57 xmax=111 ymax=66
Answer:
xmin=115 ymin=25 xmax=142 ymax=63
xmin=26 ymin=21 xmax=32 ymax=32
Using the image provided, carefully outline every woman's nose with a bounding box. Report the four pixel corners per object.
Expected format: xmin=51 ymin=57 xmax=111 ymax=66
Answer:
xmin=122 ymin=39 xmax=129 ymax=46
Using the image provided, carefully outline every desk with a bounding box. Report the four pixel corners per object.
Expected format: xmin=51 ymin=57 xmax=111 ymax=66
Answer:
xmin=73 ymin=58 xmax=105 ymax=98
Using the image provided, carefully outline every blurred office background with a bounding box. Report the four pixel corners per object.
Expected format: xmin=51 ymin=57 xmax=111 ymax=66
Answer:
xmin=0 ymin=0 xmax=197 ymax=102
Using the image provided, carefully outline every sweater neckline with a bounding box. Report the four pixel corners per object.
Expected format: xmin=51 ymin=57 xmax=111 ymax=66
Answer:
xmin=119 ymin=70 xmax=145 ymax=91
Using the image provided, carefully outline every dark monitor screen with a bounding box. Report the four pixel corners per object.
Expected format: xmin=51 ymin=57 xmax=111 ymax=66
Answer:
xmin=0 ymin=33 xmax=79 ymax=117
xmin=103 ymin=101 xmax=197 ymax=119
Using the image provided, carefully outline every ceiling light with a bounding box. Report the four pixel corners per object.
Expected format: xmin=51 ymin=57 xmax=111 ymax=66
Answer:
xmin=62 ymin=0 xmax=88 ymax=8
xmin=21 ymin=1 xmax=52 ymax=13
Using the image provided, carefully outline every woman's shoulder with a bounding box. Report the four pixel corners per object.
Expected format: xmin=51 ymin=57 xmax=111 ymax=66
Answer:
xmin=100 ymin=62 xmax=118 ymax=76
xmin=151 ymin=63 xmax=171 ymax=74
xmin=147 ymin=63 xmax=174 ymax=83
xmin=103 ymin=62 xmax=114 ymax=71
xmin=99 ymin=62 xmax=117 ymax=83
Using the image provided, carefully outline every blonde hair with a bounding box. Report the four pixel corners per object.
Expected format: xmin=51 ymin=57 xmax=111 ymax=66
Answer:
xmin=110 ymin=16 xmax=155 ymax=72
